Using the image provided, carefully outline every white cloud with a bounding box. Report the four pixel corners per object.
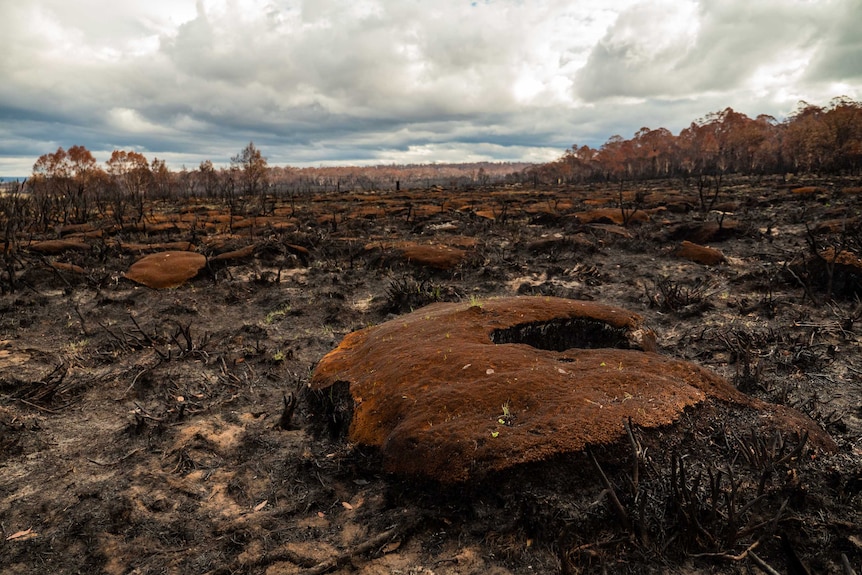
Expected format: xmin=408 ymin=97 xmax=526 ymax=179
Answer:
xmin=1 ymin=0 xmax=861 ymax=175
xmin=574 ymin=0 xmax=701 ymax=100
xmin=572 ymin=0 xmax=856 ymax=106
xmin=108 ymin=108 xmax=173 ymax=134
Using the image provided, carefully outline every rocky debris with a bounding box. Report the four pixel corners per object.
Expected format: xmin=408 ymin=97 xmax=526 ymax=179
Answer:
xmin=526 ymin=234 xmax=596 ymax=254
xmin=809 ymin=217 xmax=860 ymax=234
xmin=56 ymin=223 xmax=97 ymax=236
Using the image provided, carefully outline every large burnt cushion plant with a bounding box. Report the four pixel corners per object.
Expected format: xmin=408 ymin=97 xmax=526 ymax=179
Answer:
xmin=311 ymin=297 xmax=834 ymax=483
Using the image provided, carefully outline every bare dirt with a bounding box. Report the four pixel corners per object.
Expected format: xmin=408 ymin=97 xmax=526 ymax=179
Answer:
xmin=2 ymin=176 xmax=861 ymax=574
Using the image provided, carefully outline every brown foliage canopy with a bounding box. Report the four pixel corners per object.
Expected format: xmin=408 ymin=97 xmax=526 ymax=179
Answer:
xmin=540 ymin=96 xmax=862 ymax=183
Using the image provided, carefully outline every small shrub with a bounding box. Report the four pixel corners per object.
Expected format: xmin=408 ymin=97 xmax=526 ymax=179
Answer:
xmin=383 ymin=277 xmax=460 ymax=314
xmin=645 ymin=276 xmax=716 ymax=315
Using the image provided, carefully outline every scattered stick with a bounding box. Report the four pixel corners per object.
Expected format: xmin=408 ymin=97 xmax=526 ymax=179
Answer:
xmin=73 ymin=303 xmax=90 ymax=336
xmin=234 ymin=526 xmax=400 ymax=575
xmin=278 ymin=392 xmax=297 ymax=430
xmin=624 ymin=417 xmax=641 ymax=492
xmin=299 ymin=527 xmax=399 ymax=575
xmin=842 ymin=553 xmax=858 ymax=575
xmin=122 ymin=366 xmax=151 ymax=397
xmin=133 ymin=402 xmax=165 ymax=422
xmin=87 ymin=448 xmax=142 ymax=467
xmin=128 ymin=313 xmax=169 ymax=360
xmin=783 ymin=259 xmax=820 ymax=305
xmin=749 ymin=550 xmax=782 ymax=575
xmin=16 ymin=398 xmax=63 ymax=414
xmin=17 ymin=363 xmax=69 ymax=404
xmin=567 ymin=536 xmax=629 ymax=559
xmin=588 ymin=447 xmax=631 ymax=531
xmin=691 ymin=539 xmax=760 ymax=561
xmin=96 ymin=320 xmax=132 ymax=352
xmin=780 ymin=532 xmax=812 ymax=575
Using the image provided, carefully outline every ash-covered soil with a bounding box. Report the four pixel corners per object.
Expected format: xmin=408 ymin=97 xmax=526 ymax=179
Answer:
xmin=1 ymin=176 xmax=861 ymax=574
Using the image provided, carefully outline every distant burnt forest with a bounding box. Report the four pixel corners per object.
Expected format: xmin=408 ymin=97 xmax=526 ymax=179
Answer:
xmin=3 ymin=96 xmax=861 ymax=228
xmin=540 ymin=96 xmax=862 ymax=184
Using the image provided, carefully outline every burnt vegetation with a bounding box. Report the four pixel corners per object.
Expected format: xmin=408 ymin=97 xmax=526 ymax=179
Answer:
xmin=490 ymin=318 xmax=635 ymax=351
xmin=1 ymin=99 xmax=861 ymax=574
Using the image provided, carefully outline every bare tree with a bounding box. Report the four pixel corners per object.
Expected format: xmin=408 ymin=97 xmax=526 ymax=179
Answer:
xmin=231 ymin=141 xmax=269 ymax=214
xmin=106 ymin=150 xmax=150 ymax=226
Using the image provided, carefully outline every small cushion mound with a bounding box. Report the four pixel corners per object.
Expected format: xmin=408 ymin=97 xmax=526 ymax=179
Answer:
xmin=124 ymin=251 xmax=206 ymax=289
xmin=27 ymin=239 xmax=90 ymax=254
xmin=676 ymin=240 xmax=726 ymax=265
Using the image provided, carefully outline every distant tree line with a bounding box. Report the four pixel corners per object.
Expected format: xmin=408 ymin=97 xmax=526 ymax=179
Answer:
xmin=23 ymin=142 xmax=273 ymax=228
xmin=532 ymin=96 xmax=862 ymax=185
xmin=18 ymin=140 xmax=533 ymax=229
xmin=14 ymin=95 xmax=861 ymax=230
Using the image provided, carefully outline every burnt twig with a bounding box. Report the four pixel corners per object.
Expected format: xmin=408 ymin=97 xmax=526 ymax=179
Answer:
xmin=749 ymin=550 xmax=782 ymax=575
xmin=589 ymin=447 xmax=631 ymax=532
xmin=87 ymin=448 xmax=142 ymax=467
xmin=841 ymin=554 xmax=858 ymax=575
xmin=128 ymin=313 xmax=170 ymax=360
xmin=691 ymin=539 xmax=761 ymax=561
xmin=624 ymin=417 xmax=641 ymax=492
xmin=227 ymin=526 xmax=403 ymax=575
xmin=278 ymin=392 xmax=297 ymax=430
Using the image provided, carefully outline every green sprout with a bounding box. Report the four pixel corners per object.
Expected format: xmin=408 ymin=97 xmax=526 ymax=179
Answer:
xmin=264 ymin=304 xmax=292 ymax=325
xmin=497 ymin=401 xmax=514 ymax=426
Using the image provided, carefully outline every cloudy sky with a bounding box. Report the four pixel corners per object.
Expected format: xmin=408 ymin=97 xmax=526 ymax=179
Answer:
xmin=2 ymin=0 xmax=861 ymax=176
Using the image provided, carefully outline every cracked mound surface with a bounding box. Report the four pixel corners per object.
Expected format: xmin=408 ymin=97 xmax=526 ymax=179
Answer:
xmin=311 ymin=297 xmax=833 ymax=482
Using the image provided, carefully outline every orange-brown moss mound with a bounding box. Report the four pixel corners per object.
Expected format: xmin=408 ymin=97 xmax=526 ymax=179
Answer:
xmin=27 ymin=239 xmax=90 ymax=254
xmin=676 ymin=241 xmax=726 ymax=265
xmin=311 ymin=297 xmax=833 ymax=483
xmin=364 ymin=241 xmax=467 ymax=270
xmin=124 ymin=251 xmax=206 ymax=289
xmin=573 ymin=208 xmax=650 ymax=225
xmin=118 ymin=241 xmax=196 ymax=254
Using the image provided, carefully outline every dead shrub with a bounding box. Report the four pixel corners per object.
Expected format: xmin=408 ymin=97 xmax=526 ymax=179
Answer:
xmin=382 ymin=276 xmax=462 ymax=314
xmin=645 ymin=276 xmax=716 ymax=316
